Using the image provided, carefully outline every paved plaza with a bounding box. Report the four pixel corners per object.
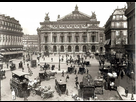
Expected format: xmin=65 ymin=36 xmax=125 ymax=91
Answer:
xmin=0 ymin=53 xmax=125 ymax=101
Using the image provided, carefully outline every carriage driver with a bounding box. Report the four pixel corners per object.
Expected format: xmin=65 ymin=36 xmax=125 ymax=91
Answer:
xmin=28 ymin=79 xmax=34 ymax=89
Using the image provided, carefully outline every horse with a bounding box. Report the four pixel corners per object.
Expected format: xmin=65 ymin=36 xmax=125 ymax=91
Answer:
xmin=48 ymin=72 xmax=57 ymax=78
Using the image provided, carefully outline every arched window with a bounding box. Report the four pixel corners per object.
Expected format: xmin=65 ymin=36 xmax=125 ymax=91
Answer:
xmin=53 ymin=46 xmax=57 ymax=52
xmin=68 ymin=46 xmax=71 ymax=52
xmin=100 ymin=47 xmax=103 ymax=53
xmin=45 ymin=46 xmax=48 ymax=51
xmin=91 ymin=46 xmax=95 ymax=52
xmin=83 ymin=45 xmax=86 ymax=52
xmin=60 ymin=45 xmax=64 ymax=52
xmin=75 ymin=45 xmax=79 ymax=52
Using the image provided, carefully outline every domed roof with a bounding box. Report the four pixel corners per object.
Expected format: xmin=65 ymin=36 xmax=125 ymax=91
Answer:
xmin=57 ymin=5 xmax=92 ymax=21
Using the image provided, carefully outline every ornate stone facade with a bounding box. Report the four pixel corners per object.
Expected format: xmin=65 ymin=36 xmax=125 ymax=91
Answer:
xmin=37 ymin=5 xmax=105 ymax=55
xmin=0 ymin=14 xmax=23 ymax=59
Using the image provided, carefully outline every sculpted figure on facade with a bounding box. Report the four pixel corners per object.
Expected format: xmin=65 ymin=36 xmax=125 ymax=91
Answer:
xmin=91 ymin=11 xmax=96 ymax=19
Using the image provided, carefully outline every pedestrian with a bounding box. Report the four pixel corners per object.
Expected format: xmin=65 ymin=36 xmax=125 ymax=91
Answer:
xmin=87 ymin=69 xmax=89 ymax=74
xmin=75 ymin=81 xmax=79 ymax=88
xmin=27 ymin=63 xmax=33 ymax=76
xmin=99 ymin=58 xmax=101 ymax=67
xmin=7 ymin=62 xmax=9 ymax=69
xmin=120 ymin=69 xmax=125 ymax=79
xmin=12 ymin=89 xmax=16 ymax=100
xmin=75 ymin=75 xmax=78 ymax=82
xmin=74 ymin=68 xmax=77 ymax=74
xmin=62 ymin=58 xmax=63 ymax=62
xmin=51 ymin=58 xmax=53 ymax=62
xmin=22 ymin=67 xmax=24 ymax=72
xmin=66 ymin=75 xmax=69 ymax=82
xmin=62 ymin=70 xmax=64 ymax=77
xmin=125 ymin=87 xmax=128 ymax=97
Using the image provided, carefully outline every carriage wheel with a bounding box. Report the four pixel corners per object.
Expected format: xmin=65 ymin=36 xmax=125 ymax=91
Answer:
xmin=58 ymin=90 xmax=61 ymax=96
xmin=32 ymin=89 xmax=36 ymax=96
xmin=65 ymin=89 xmax=68 ymax=96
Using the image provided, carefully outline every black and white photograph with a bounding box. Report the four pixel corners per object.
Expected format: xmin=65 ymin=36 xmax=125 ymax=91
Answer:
xmin=0 ymin=2 xmax=135 ymax=101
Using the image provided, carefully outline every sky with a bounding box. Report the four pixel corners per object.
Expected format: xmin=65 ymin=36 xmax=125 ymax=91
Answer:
xmin=0 ymin=2 xmax=127 ymax=35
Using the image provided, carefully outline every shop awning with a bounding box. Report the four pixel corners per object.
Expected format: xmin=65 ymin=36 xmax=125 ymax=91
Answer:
xmin=1 ymin=51 xmax=23 ymax=55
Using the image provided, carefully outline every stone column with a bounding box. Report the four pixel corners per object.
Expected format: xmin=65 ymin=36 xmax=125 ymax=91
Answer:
xmin=41 ymin=34 xmax=44 ymax=43
xmin=64 ymin=33 xmax=67 ymax=42
xmin=90 ymin=32 xmax=92 ymax=42
xmin=97 ymin=32 xmax=99 ymax=42
xmin=95 ymin=32 xmax=97 ymax=42
xmin=79 ymin=45 xmax=83 ymax=53
xmin=64 ymin=45 xmax=68 ymax=53
xmin=57 ymin=45 xmax=60 ymax=54
xmin=72 ymin=33 xmax=75 ymax=42
xmin=87 ymin=32 xmax=90 ymax=42
xmin=50 ymin=32 xmax=52 ymax=43
xmin=79 ymin=33 xmax=82 ymax=42
xmin=57 ymin=33 xmax=60 ymax=42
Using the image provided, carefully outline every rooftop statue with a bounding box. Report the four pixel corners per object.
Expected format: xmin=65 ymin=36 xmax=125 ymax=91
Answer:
xmin=91 ymin=11 xmax=96 ymax=19
xmin=45 ymin=12 xmax=50 ymax=21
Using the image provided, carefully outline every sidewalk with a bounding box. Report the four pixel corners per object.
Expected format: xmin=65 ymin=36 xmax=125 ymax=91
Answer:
xmin=117 ymin=86 xmax=136 ymax=100
xmin=115 ymin=75 xmax=136 ymax=100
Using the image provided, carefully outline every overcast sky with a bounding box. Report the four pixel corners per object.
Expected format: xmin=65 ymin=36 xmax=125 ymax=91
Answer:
xmin=0 ymin=2 xmax=126 ymax=35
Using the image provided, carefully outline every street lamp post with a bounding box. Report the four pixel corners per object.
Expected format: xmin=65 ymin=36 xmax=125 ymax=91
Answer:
xmin=131 ymin=70 xmax=134 ymax=100
xmin=0 ymin=54 xmax=3 ymax=101
xmin=58 ymin=48 xmax=60 ymax=71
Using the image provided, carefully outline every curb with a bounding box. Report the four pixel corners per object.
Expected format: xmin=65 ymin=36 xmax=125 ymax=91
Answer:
xmin=116 ymin=87 xmax=123 ymax=100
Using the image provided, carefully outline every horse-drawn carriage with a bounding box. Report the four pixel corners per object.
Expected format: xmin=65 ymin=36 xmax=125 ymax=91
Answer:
xmin=104 ymin=72 xmax=117 ymax=90
xmin=67 ymin=66 xmax=75 ymax=74
xmin=55 ymin=79 xmax=68 ymax=96
xmin=29 ymin=84 xmax=54 ymax=99
xmin=39 ymin=70 xmax=57 ymax=81
xmin=40 ymin=63 xmax=50 ymax=70
xmin=19 ymin=61 xmax=23 ymax=68
xmin=31 ymin=60 xmax=37 ymax=67
xmin=83 ymin=61 xmax=90 ymax=66
xmin=79 ymin=74 xmax=95 ymax=99
xmin=78 ymin=67 xmax=86 ymax=74
xmin=27 ymin=79 xmax=54 ymax=99
xmin=10 ymin=70 xmax=30 ymax=98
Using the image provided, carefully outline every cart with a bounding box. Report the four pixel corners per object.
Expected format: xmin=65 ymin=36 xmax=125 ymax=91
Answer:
xmin=31 ymin=60 xmax=37 ymax=67
xmin=55 ymin=79 xmax=68 ymax=96
xmin=34 ymin=85 xmax=54 ymax=99
xmin=39 ymin=70 xmax=57 ymax=81
xmin=10 ymin=70 xmax=30 ymax=98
